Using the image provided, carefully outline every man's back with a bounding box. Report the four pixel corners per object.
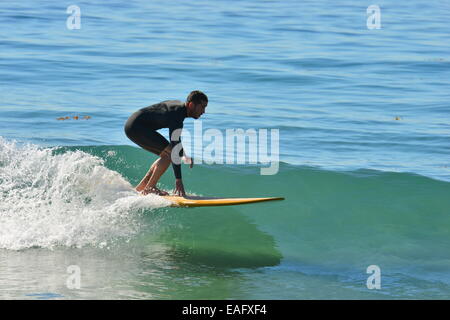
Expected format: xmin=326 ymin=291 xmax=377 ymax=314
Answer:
xmin=136 ymin=100 xmax=187 ymax=130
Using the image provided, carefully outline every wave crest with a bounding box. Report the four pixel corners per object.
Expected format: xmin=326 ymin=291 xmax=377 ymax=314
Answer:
xmin=0 ymin=138 xmax=170 ymax=250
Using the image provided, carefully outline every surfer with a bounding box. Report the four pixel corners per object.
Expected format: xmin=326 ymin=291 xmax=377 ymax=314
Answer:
xmin=124 ymin=90 xmax=208 ymax=196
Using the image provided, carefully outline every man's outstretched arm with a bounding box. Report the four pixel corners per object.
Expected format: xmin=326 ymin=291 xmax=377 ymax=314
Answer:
xmin=169 ymin=126 xmax=186 ymax=196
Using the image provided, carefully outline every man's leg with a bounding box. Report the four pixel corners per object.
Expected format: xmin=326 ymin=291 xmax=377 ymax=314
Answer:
xmin=135 ymin=160 xmax=158 ymax=192
xmin=142 ymin=146 xmax=172 ymax=195
xmin=125 ymin=124 xmax=172 ymax=195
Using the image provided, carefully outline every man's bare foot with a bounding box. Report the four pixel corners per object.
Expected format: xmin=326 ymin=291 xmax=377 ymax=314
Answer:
xmin=141 ymin=186 xmax=169 ymax=196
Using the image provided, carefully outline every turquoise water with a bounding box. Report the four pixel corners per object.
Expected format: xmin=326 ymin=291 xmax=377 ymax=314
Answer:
xmin=1 ymin=1 xmax=450 ymax=299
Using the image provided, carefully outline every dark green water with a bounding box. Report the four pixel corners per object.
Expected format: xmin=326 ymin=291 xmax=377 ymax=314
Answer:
xmin=1 ymin=142 xmax=450 ymax=298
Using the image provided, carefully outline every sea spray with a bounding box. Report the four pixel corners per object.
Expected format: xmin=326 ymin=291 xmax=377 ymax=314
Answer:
xmin=0 ymin=138 xmax=171 ymax=250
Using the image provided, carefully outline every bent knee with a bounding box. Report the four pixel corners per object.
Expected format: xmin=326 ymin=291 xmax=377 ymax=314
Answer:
xmin=159 ymin=149 xmax=172 ymax=161
xmin=160 ymin=145 xmax=172 ymax=157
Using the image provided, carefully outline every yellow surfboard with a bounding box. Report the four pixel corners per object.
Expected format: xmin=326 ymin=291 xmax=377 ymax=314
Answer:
xmin=163 ymin=195 xmax=285 ymax=208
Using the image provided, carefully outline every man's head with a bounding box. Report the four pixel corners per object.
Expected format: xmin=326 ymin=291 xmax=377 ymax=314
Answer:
xmin=186 ymin=90 xmax=208 ymax=119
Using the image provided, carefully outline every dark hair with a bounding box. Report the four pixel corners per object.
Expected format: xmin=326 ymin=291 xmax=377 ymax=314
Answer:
xmin=186 ymin=90 xmax=208 ymax=105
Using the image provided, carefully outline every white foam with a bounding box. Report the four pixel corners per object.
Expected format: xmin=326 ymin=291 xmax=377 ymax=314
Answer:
xmin=0 ymin=137 xmax=171 ymax=250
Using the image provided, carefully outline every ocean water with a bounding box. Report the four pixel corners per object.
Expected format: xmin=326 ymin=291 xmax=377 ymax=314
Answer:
xmin=1 ymin=0 xmax=450 ymax=299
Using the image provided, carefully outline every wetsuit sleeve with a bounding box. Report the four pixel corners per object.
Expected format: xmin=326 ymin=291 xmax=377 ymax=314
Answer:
xmin=169 ymin=123 xmax=184 ymax=180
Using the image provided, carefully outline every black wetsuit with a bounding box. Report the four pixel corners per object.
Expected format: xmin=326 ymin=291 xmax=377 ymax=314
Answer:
xmin=124 ymin=100 xmax=187 ymax=179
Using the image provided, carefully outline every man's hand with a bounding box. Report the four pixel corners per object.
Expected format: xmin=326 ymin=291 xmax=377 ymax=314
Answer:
xmin=173 ymin=179 xmax=186 ymax=197
xmin=182 ymin=156 xmax=194 ymax=169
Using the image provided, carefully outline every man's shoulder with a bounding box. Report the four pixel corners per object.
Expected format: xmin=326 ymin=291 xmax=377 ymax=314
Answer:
xmin=161 ymin=100 xmax=185 ymax=110
xmin=142 ymin=100 xmax=184 ymax=112
xmin=163 ymin=100 xmax=187 ymax=121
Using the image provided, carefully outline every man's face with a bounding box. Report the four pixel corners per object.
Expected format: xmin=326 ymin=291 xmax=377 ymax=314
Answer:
xmin=192 ymin=101 xmax=207 ymax=119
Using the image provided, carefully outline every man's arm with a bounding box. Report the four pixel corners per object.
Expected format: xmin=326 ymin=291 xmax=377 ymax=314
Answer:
xmin=169 ymin=125 xmax=186 ymax=196
xmin=169 ymin=126 xmax=184 ymax=179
